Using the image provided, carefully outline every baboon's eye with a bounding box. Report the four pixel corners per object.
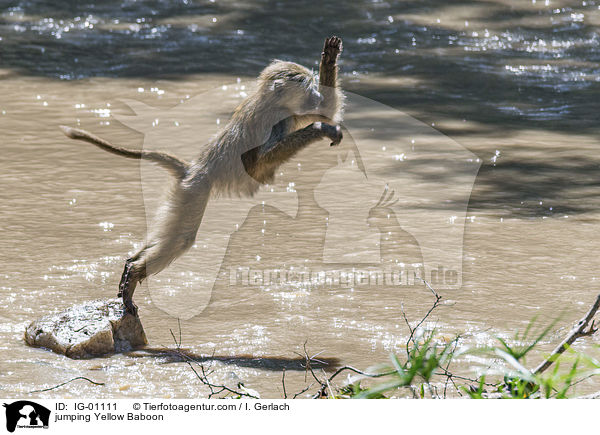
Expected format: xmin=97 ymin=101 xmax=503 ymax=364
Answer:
xmin=288 ymin=74 xmax=309 ymax=85
xmin=269 ymin=79 xmax=286 ymax=91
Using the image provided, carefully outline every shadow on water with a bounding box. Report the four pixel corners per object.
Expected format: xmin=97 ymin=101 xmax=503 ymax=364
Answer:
xmin=2 ymin=0 xmax=599 ymax=134
xmin=126 ymin=348 xmax=340 ymax=372
xmin=471 ymin=156 xmax=600 ymax=218
xmin=390 ymin=150 xmax=600 ymax=218
xmin=3 ymin=0 xmax=600 ymax=217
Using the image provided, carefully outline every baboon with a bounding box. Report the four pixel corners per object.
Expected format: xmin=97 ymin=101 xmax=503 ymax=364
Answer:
xmin=60 ymin=36 xmax=344 ymax=315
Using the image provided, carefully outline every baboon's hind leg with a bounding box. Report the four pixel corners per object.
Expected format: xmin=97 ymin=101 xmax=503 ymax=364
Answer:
xmin=117 ymin=258 xmax=132 ymax=298
xmin=118 ymin=256 xmax=146 ymax=316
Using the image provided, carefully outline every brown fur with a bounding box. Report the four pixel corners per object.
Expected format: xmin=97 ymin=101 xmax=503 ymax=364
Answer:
xmin=60 ymin=37 xmax=344 ymax=315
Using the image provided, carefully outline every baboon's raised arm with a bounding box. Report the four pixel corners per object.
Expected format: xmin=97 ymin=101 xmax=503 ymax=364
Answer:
xmin=318 ymin=36 xmax=343 ymax=120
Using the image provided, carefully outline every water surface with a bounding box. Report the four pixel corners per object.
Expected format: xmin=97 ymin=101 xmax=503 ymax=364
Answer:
xmin=1 ymin=0 xmax=600 ymax=398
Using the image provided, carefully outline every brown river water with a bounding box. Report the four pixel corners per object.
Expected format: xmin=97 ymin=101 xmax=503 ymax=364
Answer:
xmin=1 ymin=0 xmax=600 ymax=398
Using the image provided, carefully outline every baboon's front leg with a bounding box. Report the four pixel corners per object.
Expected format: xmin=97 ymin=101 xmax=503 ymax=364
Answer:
xmin=243 ymin=122 xmax=342 ymax=183
xmin=263 ymin=121 xmax=342 ymax=161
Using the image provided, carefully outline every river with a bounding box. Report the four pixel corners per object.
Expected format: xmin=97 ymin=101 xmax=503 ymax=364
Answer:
xmin=1 ymin=0 xmax=599 ymax=398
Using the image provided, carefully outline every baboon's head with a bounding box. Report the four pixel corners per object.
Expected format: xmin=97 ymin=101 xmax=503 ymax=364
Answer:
xmin=259 ymin=60 xmax=322 ymax=115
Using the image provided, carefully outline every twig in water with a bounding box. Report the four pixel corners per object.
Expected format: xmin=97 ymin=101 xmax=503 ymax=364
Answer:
xmin=401 ymin=302 xmax=413 ymax=336
xmin=28 ymin=377 xmax=104 ymax=394
xmin=293 ymin=341 xmax=328 ymax=385
xmin=311 ymin=365 xmax=398 ymax=399
xmin=402 ymin=279 xmax=443 ymax=357
xmin=292 ymin=383 xmax=314 ymax=399
xmin=169 ymin=322 xmax=259 ymax=399
xmin=282 ymin=368 xmax=287 ymax=399
xmin=422 ymin=278 xmax=440 ymax=299
xmin=442 ymin=338 xmax=461 ymax=398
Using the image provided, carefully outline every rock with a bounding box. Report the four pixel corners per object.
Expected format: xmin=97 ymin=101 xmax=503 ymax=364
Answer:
xmin=24 ymin=298 xmax=147 ymax=359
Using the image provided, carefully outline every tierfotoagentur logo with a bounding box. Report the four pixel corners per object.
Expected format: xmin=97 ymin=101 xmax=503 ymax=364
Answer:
xmin=109 ymin=82 xmax=479 ymax=320
xmin=2 ymin=401 xmax=50 ymax=432
xmin=229 ymin=266 xmax=451 ymax=287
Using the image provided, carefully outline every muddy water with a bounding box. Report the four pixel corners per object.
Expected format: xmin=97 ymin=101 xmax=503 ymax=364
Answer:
xmin=2 ymin=0 xmax=600 ymax=398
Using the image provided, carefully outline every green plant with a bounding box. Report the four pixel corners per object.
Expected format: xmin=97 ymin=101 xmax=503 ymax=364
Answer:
xmin=465 ymin=320 xmax=593 ymax=399
xmin=338 ymin=320 xmax=598 ymax=399
xmin=349 ymin=329 xmax=459 ymax=399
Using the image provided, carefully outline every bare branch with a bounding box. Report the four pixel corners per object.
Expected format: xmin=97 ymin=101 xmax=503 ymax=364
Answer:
xmin=310 ymin=364 xmax=400 ymax=399
xmin=169 ymin=324 xmax=259 ymax=399
xmin=292 ymin=383 xmax=314 ymax=399
xmin=533 ymin=293 xmax=600 ymax=375
xmin=422 ymin=278 xmax=440 ymax=299
xmin=28 ymin=377 xmax=105 ymax=394
xmin=576 ymin=390 xmax=600 ymax=399
xmin=403 ymin=280 xmax=443 ymax=357
xmin=282 ymin=368 xmax=287 ymax=399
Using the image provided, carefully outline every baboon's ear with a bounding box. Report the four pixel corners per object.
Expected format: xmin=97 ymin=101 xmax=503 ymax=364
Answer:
xmin=269 ymin=79 xmax=285 ymax=91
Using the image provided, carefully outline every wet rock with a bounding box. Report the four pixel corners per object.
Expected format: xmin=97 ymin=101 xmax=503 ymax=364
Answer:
xmin=24 ymin=298 xmax=147 ymax=358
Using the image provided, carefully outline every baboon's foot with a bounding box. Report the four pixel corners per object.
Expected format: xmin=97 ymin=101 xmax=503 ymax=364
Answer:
xmin=323 ymin=36 xmax=342 ymax=64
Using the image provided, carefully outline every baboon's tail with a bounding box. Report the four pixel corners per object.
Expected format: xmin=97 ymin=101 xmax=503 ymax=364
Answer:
xmin=60 ymin=125 xmax=189 ymax=179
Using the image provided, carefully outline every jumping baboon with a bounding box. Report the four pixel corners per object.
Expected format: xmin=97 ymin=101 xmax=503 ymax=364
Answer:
xmin=60 ymin=37 xmax=344 ymax=315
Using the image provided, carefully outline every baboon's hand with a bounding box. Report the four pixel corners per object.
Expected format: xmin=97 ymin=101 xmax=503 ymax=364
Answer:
xmin=327 ymin=125 xmax=342 ymax=146
xmin=314 ymin=122 xmax=343 ymax=146
xmin=322 ymin=36 xmax=342 ymax=65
